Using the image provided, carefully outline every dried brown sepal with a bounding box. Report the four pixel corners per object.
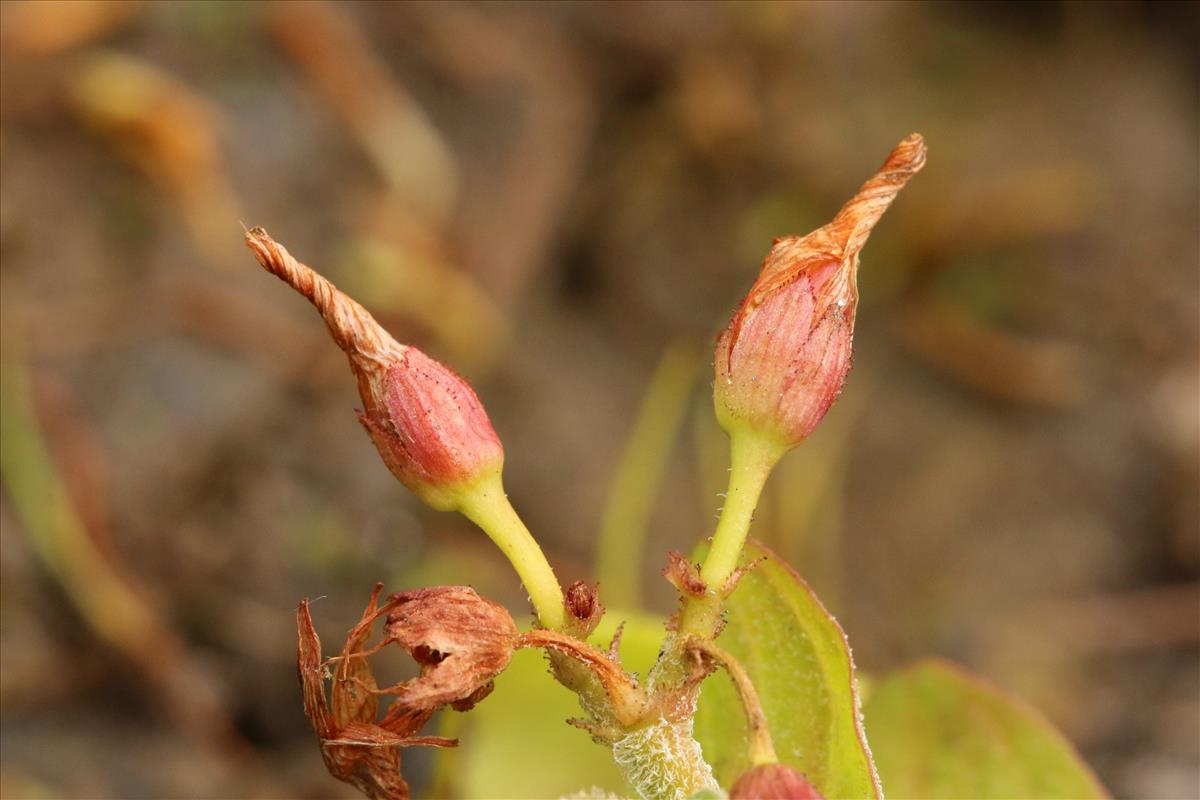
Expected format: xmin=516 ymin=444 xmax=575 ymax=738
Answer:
xmin=332 ymin=584 xmax=387 ymax=729
xmin=663 ymin=550 xmax=707 ymax=598
xmin=721 ymin=556 xmax=767 ymax=597
xmin=381 ymin=586 xmax=518 ymax=710
xmin=323 ymin=723 xmax=456 ymax=750
xmin=563 ymin=579 xmax=605 ymax=637
xmin=519 ymin=629 xmax=649 ymax=731
xmin=297 ymin=597 xmax=333 ymax=738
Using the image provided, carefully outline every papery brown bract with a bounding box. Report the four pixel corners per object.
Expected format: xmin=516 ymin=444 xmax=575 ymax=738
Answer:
xmin=715 ymin=134 xmax=925 ymax=447
xmin=730 ymin=763 xmax=825 ymax=800
xmin=663 ymin=550 xmax=708 ymax=599
xmin=382 ymin=586 xmax=518 ymax=710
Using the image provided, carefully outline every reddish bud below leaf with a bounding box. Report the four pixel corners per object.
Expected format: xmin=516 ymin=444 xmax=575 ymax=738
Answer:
xmin=715 ymin=134 xmax=925 ymax=448
xmin=247 ymin=228 xmax=503 ymax=511
xmin=729 ymin=763 xmax=825 ymax=800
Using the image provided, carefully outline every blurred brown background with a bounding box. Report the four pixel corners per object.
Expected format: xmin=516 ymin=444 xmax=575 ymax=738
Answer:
xmin=1 ymin=1 xmax=1197 ymax=798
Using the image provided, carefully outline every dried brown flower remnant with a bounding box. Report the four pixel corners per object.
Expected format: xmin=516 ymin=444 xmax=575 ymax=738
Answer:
xmin=715 ymin=134 xmax=925 ymax=447
xmin=297 ymin=586 xmax=455 ymax=800
xmin=298 ymin=584 xmax=524 ymax=798
xmin=729 ymin=763 xmax=825 ymax=800
xmin=382 ymin=586 xmax=518 ymax=711
xmin=245 ymin=228 xmax=503 ymax=510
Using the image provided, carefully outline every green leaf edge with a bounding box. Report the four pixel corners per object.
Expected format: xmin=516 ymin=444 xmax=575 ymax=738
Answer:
xmin=867 ymin=658 xmax=1109 ymax=800
xmin=697 ymin=538 xmax=883 ymax=799
xmin=751 ymin=539 xmax=883 ymax=799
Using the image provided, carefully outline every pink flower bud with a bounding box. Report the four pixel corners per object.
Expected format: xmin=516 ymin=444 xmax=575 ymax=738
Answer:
xmin=356 ymin=348 xmax=504 ymax=508
xmin=246 ymin=228 xmax=502 ymax=510
xmin=729 ymin=763 xmax=825 ymax=800
xmin=715 ymin=134 xmax=925 ymax=447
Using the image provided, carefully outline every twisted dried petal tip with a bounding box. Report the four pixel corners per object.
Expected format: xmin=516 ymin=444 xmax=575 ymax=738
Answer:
xmin=244 ymin=226 xmax=405 ymax=380
xmin=716 ymin=134 xmax=926 ymax=448
xmin=245 ymin=226 xmax=504 ymax=509
xmin=830 ymin=132 xmax=925 ymax=257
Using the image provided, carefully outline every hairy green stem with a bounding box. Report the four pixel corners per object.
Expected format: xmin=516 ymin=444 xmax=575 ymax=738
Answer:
xmin=699 ymin=430 xmax=786 ymax=590
xmin=689 ymin=638 xmax=777 ymax=767
xmin=458 ymin=475 xmax=565 ymax=630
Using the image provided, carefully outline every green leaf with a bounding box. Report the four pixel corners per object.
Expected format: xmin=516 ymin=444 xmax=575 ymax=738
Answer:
xmin=694 ymin=540 xmax=881 ymax=798
xmin=440 ymin=609 xmax=663 ymax=799
xmin=863 ymin=659 xmax=1107 ymax=799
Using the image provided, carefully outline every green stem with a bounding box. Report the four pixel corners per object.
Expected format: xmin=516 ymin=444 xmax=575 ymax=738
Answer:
xmin=690 ymin=637 xmax=777 ymax=767
xmin=699 ymin=430 xmax=786 ymax=590
xmin=458 ymin=474 xmax=565 ymax=630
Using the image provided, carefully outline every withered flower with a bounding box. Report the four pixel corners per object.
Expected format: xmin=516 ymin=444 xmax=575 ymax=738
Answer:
xmin=714 ymin=134 xmax=926 ymax=448
xmin=382 ymin=586 xmax=517 ymax=711
xmin=297 ymin=584 xmax=519 ymax=799
xmin=247 ymin=228 xmax=502 ymax=512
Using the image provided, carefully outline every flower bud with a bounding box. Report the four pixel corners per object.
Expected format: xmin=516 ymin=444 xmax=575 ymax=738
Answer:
xmin=715 ymin=134 xmax=925 ymax=448
xmin=356 ymin=348 xmax=503 ymax=511
xmin=246 ymin=227 xmax=502 ymax=510
xmin=729 ymin=763 xmax=824 ymax=800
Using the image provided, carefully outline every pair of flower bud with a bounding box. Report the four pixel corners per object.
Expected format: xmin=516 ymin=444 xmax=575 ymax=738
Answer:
xmin=246 ymin=134 xmax=923 ymax=516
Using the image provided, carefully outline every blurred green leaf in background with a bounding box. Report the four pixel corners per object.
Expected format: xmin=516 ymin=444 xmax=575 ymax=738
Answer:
xmin=865 ymin=659 xmax=1107 ymax=800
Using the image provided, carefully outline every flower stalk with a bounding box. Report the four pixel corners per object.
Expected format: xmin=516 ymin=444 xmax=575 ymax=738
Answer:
xmin=263 ymin=133 xmax=925 ymax=800
xmin=698 ymin=430 xmax=787 ymax=594
xmin=246 ymin=228 xmax=565 ymax=629
xmin=457 ymin=475 xmax=565 ymax=630
xmin=687 ymin=637 xmax=777 ymax=767
xmin=681 ymin=134 xmax=927 ymax=640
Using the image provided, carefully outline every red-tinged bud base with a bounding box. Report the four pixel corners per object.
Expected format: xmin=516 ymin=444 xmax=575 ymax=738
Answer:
xmin=730 ymin=763 xmax=825 ymax=800
xmin=715 ymin=254 xmax=854 ymax=447
xmin=358 ymin=347 xmax=504 ymax=510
